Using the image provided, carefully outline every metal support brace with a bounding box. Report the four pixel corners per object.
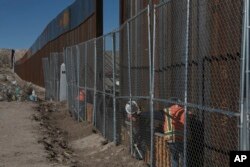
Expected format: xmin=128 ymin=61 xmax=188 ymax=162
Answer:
xmin=84 ymin=44 xmax=88 ymax=121
xmin=183 ymin=0 xmax=190 ymax=166
xmin=149 ymin=4 xmax=155 ymax=167
xmin=127 ymin=22 xmax=133 ymax=156
xmin=240 ymin=0 xmax=250 ymax=151
xmin=112 ymin=33 xmax=117 ymax=144
xmin=103 ymin=37 xmax=106 ymax=138
xmin=76 ymin=45 xmax=80 ymax=122
xmin=93 ymin=40 xmax=97 ymax=126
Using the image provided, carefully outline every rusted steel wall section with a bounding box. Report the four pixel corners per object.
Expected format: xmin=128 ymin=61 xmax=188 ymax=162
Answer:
xmin=15 ymin=0 xmax=103 ymax=87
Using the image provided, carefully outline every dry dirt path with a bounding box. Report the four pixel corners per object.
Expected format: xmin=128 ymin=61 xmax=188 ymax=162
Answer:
xmin=0 ymin=101 xmax=64 ymax=167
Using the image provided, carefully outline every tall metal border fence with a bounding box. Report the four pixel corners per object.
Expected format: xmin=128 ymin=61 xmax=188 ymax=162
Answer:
xmin=15 ymin=0 xmax=103 ymax=87
xmin=42 ymin=0 xmax=250 ymax=166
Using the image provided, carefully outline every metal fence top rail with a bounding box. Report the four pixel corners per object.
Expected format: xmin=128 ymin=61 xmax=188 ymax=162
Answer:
xmin=153 ymin=98 xmax=240 ymax=117
xmin=155 ymin=0 xmax=172 ymax=9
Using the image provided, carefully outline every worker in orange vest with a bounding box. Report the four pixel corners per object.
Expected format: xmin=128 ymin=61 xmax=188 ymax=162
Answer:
xmin=75 ymin=89 xmax=85 ymax=119
xmin=163 ymin=97 xmax=184 ymax=167
xmin=76 ymin=89 xmax=85 ymax=101
xmin=163 ymin=104 xmax=184 ymax=141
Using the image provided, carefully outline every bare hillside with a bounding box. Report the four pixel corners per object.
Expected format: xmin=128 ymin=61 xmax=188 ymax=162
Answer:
xmin=0 ymin=48 xmax=27 ymax=68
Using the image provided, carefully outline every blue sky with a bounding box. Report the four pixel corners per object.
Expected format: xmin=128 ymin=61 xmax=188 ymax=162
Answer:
xmin=0 ymin=0 xmax=119 ymax=49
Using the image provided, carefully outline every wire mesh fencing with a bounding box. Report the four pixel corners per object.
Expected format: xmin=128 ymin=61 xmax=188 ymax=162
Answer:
xmin=42 ymin=57 xmax=51 ymax=100
xmin=153 ymin=0 xmax=243 ymax=166
xmin=42 ymin=52 xmax=64 ymax=101
xmin=42 ymin=1 xmax=248 ymax=166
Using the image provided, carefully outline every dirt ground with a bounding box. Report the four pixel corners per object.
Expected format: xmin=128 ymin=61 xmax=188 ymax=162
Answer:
xmin=34 ymin=101 xmax=148 ymax=167
xmin=0 ymin=101 xmax=66 ymax=167
xmin=0 ymin=67 xmax=147 ymax=167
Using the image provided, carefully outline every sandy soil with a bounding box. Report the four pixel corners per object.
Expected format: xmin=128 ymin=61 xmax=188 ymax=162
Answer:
xmin=0 ymin=101 xmax=65 ymax=167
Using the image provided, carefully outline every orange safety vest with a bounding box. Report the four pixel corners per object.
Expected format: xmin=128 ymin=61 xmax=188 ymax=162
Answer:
xmin=75 ymin=90 xmax=85 ymax=101
xmin=163 ymin=105 xmax=184 ymax=141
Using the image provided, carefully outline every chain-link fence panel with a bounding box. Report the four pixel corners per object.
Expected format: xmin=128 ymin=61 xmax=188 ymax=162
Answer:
xmin=42 ymin=57 xmax=51 ymax=100
xmin=41 ymin=1 xmax=246 ymax=166
xmin=130 ymin=8 xmax=150 ymax=98
xmin=65 ymin=47 xmax=75 ymax=116
xmin=71 ymin=46 xmax=80 ymax=120
xmin=186 ymin=108 xmax=239 ymax=167
xmin=86 ymin=40 xmax=95 ymax=124
xmin=154 ymin=0 xmax=187 ymax=102
xmin=49 ymin=53 xmax=55 ymax=100
xmin=103 ymin=34 xmax=115 ymax=141
xmin=49 ymin=52 xmax=61 ymax=101
xmin=153 ymin=1 xmax=188 ymax=166
xmin=119 ymin=23 xmax=130 ymax=98
xmin=129 ymin=7 xmax=152 ymax=164
xmin=116 ymin=22 xmax=130 ymax=147
xmin=95 ymin=37 xmax=105 ymax=135
xmin=153 ymin=0 xmax=243 ymax=166
xmin=186 ymin=0 xmax=243 ymax=166
xmin=78 ymin=43 xmax=87 ymax=121
xmin=187 ymin=0 xmax=243 ymax=112
xmin=116 ymin=6 xmax=153 ymax=165
xmin=43 ymin=52 xmax=64 ymax=101
xmin=65 ymin=48 xmax=70 ymax=109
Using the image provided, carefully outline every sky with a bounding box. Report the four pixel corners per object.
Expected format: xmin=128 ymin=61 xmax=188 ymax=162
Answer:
xmin=0 ymin=0 xmax=119 ymax=49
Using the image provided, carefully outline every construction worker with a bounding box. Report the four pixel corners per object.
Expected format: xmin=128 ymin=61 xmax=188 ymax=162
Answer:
xmin=125 ymin=101 xmax=164 ymax=160
xmin=125 ymin=101 xmax=146 ymax=159
xmin=163 ymin=97 xmax=184 ymax=167
xmin=125 ymin=98 xmax=185 ymax=165
xmin=75 ymin=89 xmax=85 ymax=119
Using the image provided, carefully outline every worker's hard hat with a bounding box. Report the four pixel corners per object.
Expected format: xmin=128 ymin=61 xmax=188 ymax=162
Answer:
xmin=165 ymin=97 xmax=182 ymax=107
xmin=125 ymin=101 xmax=140 ymax=115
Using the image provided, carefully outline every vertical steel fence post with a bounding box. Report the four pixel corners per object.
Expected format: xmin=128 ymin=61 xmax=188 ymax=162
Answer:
xmin=149 ymin=4 xmax=155 ymax=167
xmin=112 ymin=32 xmax=117 ymax=143
xmin=84 ymin=44 xmax=88 ymax=121
xmin=64 ymin=49 xmax=69 ymax=107
xmin=103 ymin=37 xmax=106 ymax=138
xmin=76 ymin=45 xmax=80 ymax=122
xmin=127 ymin=21 xmax=133 ymax=156
xmin=183 ymin=0 xmax=190 ymax=166
xmin=246 ymin=0 xmax=250 ymax=151
xmin=93 ymin=40 xmax=97 ymax=126
xmin=240 ymin=0 xmax=249 ymax=151
xmin=56 ymin=53 xmax=59 ymax=101
xmin=245 ymin=0 xmax=250 ymax=150
xmin=70 ymin=49 xmax=74 ymax=112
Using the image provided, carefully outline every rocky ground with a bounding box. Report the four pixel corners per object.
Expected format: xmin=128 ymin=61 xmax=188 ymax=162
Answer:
xmin=0 ymin=66 xmax=147 ymax=167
